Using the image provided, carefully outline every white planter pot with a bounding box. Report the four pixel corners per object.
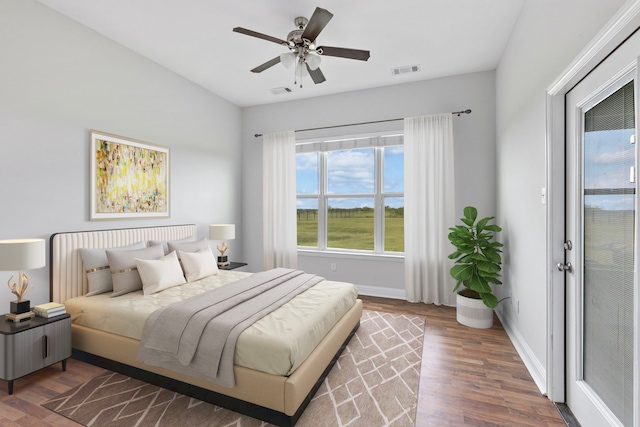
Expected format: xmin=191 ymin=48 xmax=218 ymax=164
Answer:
xmin=456 ymin=292 xmax=493 ymax=328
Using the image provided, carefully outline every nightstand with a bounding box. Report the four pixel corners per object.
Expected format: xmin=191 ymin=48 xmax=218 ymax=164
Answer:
xmin=219 ymin=262 xmax=247 ymax=270
xmin=0 ymin=313 xmax=71 ymax=395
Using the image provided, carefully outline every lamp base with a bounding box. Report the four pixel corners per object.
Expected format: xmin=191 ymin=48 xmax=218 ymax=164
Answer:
xmin=217 ymin=256 xmax=230 ymax=267
xmin=6 ymin=311 xmax=34 ymax=323
xmin=10 ymin=300 xmax=30 ymax=315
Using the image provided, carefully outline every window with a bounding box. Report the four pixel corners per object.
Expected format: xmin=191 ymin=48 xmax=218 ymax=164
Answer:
xmin=296 ymin=134 xmax=404 ymax=254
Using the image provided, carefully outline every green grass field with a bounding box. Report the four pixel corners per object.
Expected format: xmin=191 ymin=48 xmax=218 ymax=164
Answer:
xmin=297 ymin=208 xmax=404 ymax=252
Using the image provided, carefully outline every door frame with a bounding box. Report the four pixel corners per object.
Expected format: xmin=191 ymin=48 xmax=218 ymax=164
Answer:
xmin=546 ymin=0 xmax=640 ymax=406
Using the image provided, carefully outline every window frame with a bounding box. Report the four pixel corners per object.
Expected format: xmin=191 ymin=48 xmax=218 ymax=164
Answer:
xmin=296 ymin=133 xmax=404 ymax=255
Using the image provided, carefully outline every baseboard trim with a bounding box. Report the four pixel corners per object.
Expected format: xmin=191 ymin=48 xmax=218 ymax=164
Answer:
xmin=496 ymin=311 xmax=547 ymax=395
xmin=356 ymin=284 xmax=406 ymax=300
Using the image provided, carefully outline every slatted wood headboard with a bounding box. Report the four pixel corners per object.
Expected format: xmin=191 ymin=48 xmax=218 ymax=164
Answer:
xmin=50 ymin=224 xmax=197 ymax=303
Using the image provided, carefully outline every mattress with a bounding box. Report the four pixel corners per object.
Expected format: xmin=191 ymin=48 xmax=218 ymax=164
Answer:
xmin=64 ymin=270 xmax=358 ymax=377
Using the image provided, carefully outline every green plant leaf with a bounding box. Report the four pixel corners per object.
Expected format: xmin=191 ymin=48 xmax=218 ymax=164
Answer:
xmin=450 ymin=264 xmax=473 ymax=281
xmin=458 ymin=254 xmax=477 ymax=263
xmin=476 ymin=260 xmax=500 ymax=273
xmin=484 ymin=251 xmax=502 ymax=263
xmin=480 ymin=292 xmax=499 ymax=308
xmin=461 ymin=217 xmax=475 ymax=227
xmin=453 ymin=280 xmax=463 ymax=292
xmin=463 ymin=206 xmax=477 ymax=222
xmin=476 ymin=216 xmax=492 ymax=232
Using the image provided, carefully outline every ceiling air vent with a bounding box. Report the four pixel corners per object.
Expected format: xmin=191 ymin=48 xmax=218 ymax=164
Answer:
xmin=270 ymin=87 xmax=292 ymax=95
xmin=392 ymin=64 xmax=420 ymax=76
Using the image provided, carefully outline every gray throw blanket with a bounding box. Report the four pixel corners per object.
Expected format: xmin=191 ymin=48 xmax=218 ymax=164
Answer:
xmin=137 ymin=268 xmax=323 ymax=388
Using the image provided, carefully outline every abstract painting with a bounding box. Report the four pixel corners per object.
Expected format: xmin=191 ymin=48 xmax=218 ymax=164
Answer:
xmin=90 ymin=131 xmax=170 ymax=220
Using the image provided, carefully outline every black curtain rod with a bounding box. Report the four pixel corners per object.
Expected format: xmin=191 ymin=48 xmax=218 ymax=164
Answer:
xmin=254 ymin=109 xmax=471 ymax=138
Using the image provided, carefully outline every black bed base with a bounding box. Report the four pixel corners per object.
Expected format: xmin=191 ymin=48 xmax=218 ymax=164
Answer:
xmin=71 ymin=320 xmax=359 ymax=427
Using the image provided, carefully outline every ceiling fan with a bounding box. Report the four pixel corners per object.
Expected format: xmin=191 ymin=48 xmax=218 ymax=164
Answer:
xmin=233 ymin=7 xmax=370 ymax=87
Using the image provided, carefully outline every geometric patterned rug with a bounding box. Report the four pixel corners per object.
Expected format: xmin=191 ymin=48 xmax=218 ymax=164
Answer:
xmin=42 ymin=310 xmax=425 ymax=427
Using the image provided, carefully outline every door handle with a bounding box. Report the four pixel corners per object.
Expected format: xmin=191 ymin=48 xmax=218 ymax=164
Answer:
xmin=42 ymin=335 xmax=49 ymax=359
xmin=556 ymin=262 xmax=572 ymax=272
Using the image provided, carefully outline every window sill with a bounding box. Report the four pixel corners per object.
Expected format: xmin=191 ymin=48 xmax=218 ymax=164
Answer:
xmin=297 ymin=249 xmax=404 ymax=263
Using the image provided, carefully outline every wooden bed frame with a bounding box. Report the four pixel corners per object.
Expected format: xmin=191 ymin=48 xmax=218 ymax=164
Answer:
xmin=49 ymin=225 xmax=362 ymax=427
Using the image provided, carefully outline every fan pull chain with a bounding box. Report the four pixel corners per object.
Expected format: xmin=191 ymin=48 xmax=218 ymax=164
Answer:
xmin=295 ymin=58 xmax=303 ymax=88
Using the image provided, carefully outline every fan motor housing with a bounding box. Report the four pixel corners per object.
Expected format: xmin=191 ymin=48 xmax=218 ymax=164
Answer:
xmin=294 ymin=16 xmax=308 ymax=29
xmin=287 ymin=29 xmax=305 ymax=45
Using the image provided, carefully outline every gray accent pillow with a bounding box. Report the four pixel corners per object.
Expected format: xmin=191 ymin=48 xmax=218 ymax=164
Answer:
xmin=79 ymin=241 xmax=147 ymax=296
xmin=106 ymin=244 xmax=165 ymax=297
xmin=167 ymin=237 xmax=210 ymax=255
xmin=148 ymin=235 xmax=196 ymax=255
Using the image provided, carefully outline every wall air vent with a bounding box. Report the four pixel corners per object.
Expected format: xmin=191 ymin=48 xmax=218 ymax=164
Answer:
xmin=270 ymin=87 xmax=292 ymax=95
xmin=392 ymin=64 xmax=421 ymax=76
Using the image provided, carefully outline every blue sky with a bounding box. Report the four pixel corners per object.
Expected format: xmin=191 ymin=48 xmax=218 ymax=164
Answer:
xmin=296 ymin=146 xmax=404 ymax=209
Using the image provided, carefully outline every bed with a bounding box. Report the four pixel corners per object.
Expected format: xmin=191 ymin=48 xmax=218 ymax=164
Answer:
xmin=49 ymin=224 xmax=362 ymax=427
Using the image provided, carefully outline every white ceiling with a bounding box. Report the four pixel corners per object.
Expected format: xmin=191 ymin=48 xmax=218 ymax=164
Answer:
xmin=36 ymin=0 xmax=524 ymax=108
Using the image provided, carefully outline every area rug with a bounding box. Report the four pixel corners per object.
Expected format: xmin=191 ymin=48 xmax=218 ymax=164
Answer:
xmin=43 ymin=310 xmax=424 ymax=426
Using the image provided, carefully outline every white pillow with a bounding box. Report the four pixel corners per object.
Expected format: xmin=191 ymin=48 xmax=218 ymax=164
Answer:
xmin=179 ymin=247 xmax=219 ymax=282
xmin=135 ymin=251 xmax=186 ymax=295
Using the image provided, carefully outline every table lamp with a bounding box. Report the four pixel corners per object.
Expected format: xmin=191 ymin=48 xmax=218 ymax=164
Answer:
xmin=209 ymin=224 xmax=235 ymax=267
xmin=0 ymin=238 xmax=46 ymax=317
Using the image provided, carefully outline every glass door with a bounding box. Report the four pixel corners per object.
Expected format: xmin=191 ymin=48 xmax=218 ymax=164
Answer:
xmin=565 ymin=49 xmax=637 ymax=425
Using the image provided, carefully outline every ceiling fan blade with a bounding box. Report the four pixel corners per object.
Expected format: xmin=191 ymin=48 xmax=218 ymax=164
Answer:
xmin=301 ymin=7 xmax=333 ymax=42
xmin=317 ymin=46 xmax=370 ymax=61
xmin=233 ymin=27 xmax=288 ymax=46
xmin=251 ymin=56 xmax=281 ymax=73
xmin=306 ymin=63 xmax=326 ymax=84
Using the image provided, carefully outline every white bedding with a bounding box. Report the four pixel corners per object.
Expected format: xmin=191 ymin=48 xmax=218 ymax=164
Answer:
xmin=64 ymin=270 xmax=358 ymax=376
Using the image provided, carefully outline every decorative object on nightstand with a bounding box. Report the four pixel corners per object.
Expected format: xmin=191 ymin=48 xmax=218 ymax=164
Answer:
xmin=34 ymin=302 xmax=67 ymax=318
xmin=209 ymin=224 xmax=235 ymax=268
xmin=0 ymin=238 xmax=46 ymax=319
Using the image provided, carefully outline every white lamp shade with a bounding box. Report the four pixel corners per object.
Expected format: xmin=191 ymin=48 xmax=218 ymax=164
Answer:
xmin=0 ymin=238 xmax=46 ymax=271
xmin=305 ymin=53 xmax=321 ymax=70
xmin=209 ymin=224 xmax=235 ymax=241
xmin=280 ymin=52 xmax=296 ymax=69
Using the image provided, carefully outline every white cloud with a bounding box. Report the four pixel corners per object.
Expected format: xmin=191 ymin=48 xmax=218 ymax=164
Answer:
xmin=327 ymin=149 xmax=374 ymax=192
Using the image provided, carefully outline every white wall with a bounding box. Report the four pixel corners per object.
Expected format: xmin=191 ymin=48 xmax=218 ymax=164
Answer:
xmin=495 ymin=0 xmax=626 ymax=390
xmin=0 ymin=1 xmax=242 ymax=309
xmin=242 ymin=70 xmax=496 ymax=297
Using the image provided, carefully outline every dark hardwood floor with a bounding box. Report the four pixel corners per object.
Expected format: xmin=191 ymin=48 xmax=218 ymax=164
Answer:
xmin=0 ymin=296 xmax=566 ymax=426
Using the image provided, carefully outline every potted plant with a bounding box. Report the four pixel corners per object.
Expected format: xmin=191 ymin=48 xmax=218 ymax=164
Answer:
xmin=447 ymin=206 xmax=503 ymax=328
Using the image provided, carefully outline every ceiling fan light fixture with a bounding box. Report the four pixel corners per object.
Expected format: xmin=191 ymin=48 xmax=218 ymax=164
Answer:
xmin=280 ymin=52 xmax=296 ymax=69
xmin=305 ymin=53 xmax=321 ymax=70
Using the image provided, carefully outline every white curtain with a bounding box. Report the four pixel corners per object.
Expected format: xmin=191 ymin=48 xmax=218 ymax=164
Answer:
xmin=263 ymin=131 xmax=297 ymax=270
xmin=404 ymin=114 xmax=456 ymax=305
